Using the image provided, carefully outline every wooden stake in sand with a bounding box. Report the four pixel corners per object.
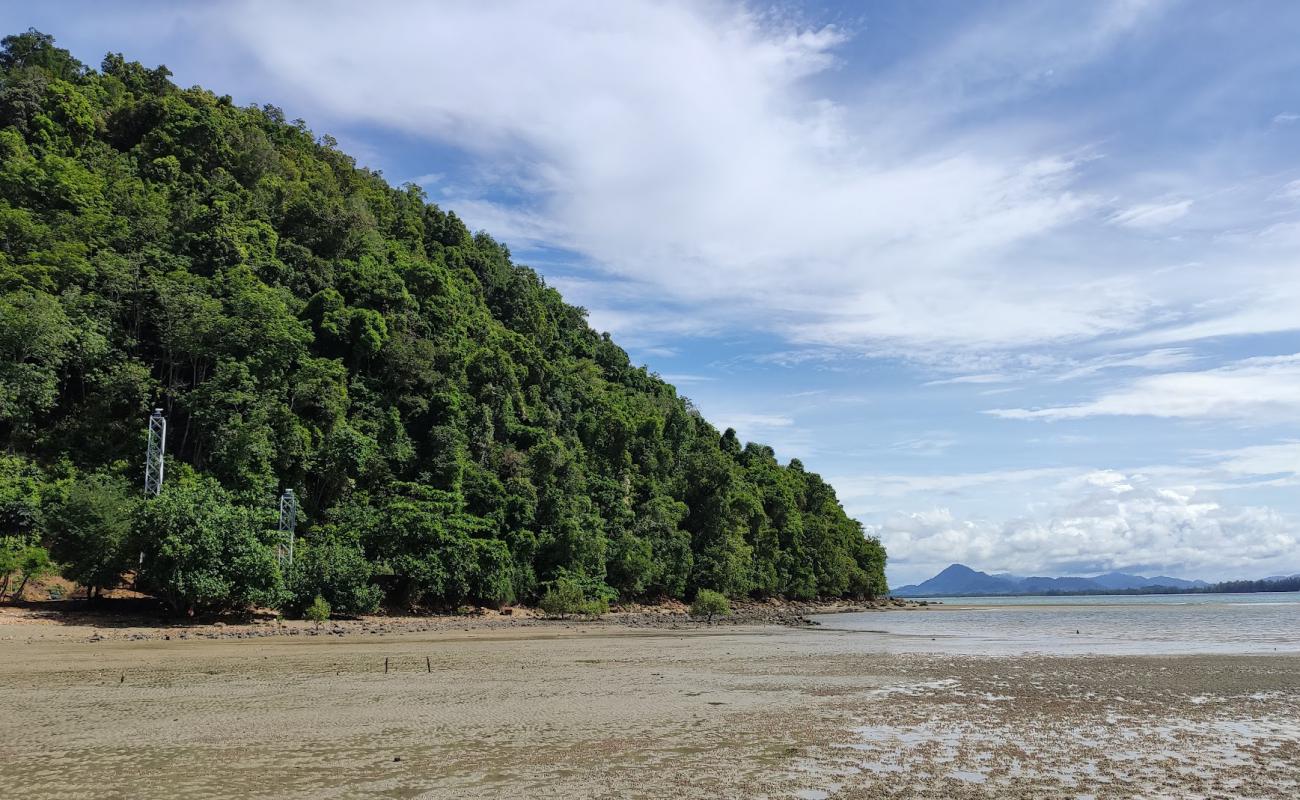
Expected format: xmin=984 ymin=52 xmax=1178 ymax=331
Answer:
xmin=385 ymin=657 xmax=389 ymax=674
xmin=426 ymin=656 xmax=431 ymax=673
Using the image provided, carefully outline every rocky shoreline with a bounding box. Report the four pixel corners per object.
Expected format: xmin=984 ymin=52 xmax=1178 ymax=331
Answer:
xmin=0 ymin=595 xmax=925 ymax=643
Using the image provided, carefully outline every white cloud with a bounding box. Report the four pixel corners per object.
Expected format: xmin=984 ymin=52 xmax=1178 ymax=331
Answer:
xmin=710 ymin=412 xmax=795 ymax=432
xmin=890 ymin=433 xmax=959 ymax=457
xmin=1116 ymin=285 xmax=1300 ymax=345
xmin=852 ymin=442 xmax=1300 ymax=584
xmin=1273 ymin=111 xmax=1300 ymax=125
xmin=32 ymin=0 xmax=1300 ymax=359
xmin=657 ymin=372 xmax=713 ymax=384
xmin=1109 ymin=198 xmax=1193 ymax=228
xmin=989 ymin=354 xmax=1300 ymax=422
xmin=1050 ymin=347 xmax=1198 ymax=381
xmin=406 ymin=172 xmax=444 ymax=189
xmin=876 ymin=470 xmax=1300 ymax=585
xmin=923 ymin=373 xmax=1010 ymax=386
xmin=700 ymin=408 xmax=815 ymax=461
xmin=830 ymin=467 xmax=1077 ymax=507
xmin=1212 ymin=441 xmax=1300 ymax=479
xmin=636 ymin=346 xmax=678 ymax=359
xmin=116 ymin=0 xmax=1194 ymax=357
xmin=569 ymin=300 xmax=724 ymax=351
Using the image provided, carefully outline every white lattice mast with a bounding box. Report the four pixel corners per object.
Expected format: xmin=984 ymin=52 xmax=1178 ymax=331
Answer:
xmin=145 ymin=408 xmax=166 ymax=497
xmin=278 ymin=489 xmax=297 ymax=566
xmin=139 ymin=407 xmax=167 ymax=571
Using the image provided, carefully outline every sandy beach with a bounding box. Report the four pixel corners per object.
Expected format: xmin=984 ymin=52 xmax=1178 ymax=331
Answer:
xmin=1 ymin=606 xmax=1297 ymax=799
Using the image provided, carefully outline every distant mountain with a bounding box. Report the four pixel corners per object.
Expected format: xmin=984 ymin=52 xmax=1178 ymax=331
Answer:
xmin=1018 ymin=576 xmax=1105 ymax=592
xmin=1091 ymin=571 xmax=1158 ymax=590
xmin=1146 ymin=576 xmax=1210 ymax=590
xmin=1091 ymin=572 xmax=1208 ymax=590
xmin=892 ymin=564 xmax=1209 ymax=597
xmin=892 ymin=564 xmax=1019 ymax=597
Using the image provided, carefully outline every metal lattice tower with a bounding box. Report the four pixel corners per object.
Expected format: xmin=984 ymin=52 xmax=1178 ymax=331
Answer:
xmin=144 ymin=408 xmax=166 ymax=497
xmin=278 ymin=489 xmax=297 ymax=566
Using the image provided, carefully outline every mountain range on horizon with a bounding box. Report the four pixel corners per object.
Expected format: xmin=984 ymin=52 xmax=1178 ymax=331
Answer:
xmin=892 ymin=564 xmax=1214 ymax=597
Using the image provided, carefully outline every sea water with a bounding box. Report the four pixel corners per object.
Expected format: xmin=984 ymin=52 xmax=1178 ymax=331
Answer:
xmin=812 ymin=592 xmax=1300 ymax=655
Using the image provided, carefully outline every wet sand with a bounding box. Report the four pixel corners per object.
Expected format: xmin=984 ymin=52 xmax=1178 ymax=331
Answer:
xmin=1 ymin=616 xmax=1297 ymax=798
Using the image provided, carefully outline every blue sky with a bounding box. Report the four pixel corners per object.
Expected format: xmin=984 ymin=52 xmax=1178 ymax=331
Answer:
xmin=9 ymin=0 xmax=1300 ymax=585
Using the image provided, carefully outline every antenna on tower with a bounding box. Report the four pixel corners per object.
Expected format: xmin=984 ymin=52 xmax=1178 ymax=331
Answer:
xmin=145 ymin=408 xmax=166 ymax=497
xmin=278 ymin=489 xmax=297 ymax=567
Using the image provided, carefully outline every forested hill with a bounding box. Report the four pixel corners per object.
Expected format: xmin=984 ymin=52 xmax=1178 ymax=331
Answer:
xmin=0 ymin=30 xmax=886 ymax=615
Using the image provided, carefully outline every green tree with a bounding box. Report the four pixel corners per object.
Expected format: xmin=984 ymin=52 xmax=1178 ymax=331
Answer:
xmin=690 ymin=589 xmax=730 ymax=623
xmin=0 ymin=291 xmax=75 ymax=443
xmin=135 ymin=476 xmax=281 ymax=615
xmin=538 ymin=575 xmax=608 ymax=617
xmin=3 ymin=543 xmax=56 ymax=601
xmin=285 ymin=532 xmax=381 ymax=616
xmin=47 ymin=472 xmax=135 ymax=598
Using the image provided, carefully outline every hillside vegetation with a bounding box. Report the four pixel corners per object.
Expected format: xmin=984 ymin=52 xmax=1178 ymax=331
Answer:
xmin=0 ymin=30 xmax=886 ymax=615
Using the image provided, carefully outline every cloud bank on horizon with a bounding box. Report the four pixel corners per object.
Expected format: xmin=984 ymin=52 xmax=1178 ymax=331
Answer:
xmin=11 ymin=0 xmax=1300 ymax=584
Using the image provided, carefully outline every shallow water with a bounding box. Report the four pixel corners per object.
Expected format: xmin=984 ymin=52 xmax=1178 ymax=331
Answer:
xmin=814 ymin=592 xmax=1300 ymax=655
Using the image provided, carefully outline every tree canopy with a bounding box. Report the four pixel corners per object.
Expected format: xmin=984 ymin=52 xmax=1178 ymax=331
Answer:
xmin=0 ymin=30 xmax=886 ymax=613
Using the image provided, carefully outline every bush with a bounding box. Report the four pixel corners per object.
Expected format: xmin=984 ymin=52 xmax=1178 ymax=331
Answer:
xmin=690 ymin=589 xmax=730 ymax=622
xmin=47 ymin=472 xmax=135 ymax=599
xmin=1 ymin=544 xmax=56 ymax=602
xmin=134 ymin=477 xmax=282 ymax=615
xmin=285 ymin=534 xmax=381 ymax=616
xmin=303 ymin=594 xmax=330 ymax=625
xmin=538 ymin=576 xmax=608 ymax=618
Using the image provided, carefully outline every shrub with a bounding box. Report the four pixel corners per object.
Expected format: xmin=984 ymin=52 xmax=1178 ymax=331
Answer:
xmin=47 ymin=472 xmax=136 ymax=599
xmin=285 ymin=534 xmax=381 ymax=616
xmin=690 ymin=589 xmax=730 ymax=622
xmin=304 ymin=594 xmax=330 ymax=626
xmin=1 ymin=544 xmax=57 ymax=602
xmin=538 ymin=576 xmax=608 ymax=618
xmin=134 ymin=477 xmax=281 ymax=615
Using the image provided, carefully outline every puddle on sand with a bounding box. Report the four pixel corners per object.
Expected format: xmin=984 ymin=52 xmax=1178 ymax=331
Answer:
xmin=948 ymin=769 xmax=987 ymax=784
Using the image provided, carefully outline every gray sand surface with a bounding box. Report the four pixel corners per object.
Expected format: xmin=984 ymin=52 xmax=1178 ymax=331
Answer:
xmin=1 ymin=614 xmax=1296 ymax=798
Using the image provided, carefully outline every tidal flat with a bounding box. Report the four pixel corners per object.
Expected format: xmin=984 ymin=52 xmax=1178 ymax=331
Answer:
xmin=1 ymin=609 xmax=1297 ymax=799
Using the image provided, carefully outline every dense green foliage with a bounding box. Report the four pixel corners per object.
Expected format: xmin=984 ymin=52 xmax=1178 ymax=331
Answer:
xmin=689 ymin=589 xmax=730 ymax=622
xmin=0 ymin=31 xmax=886 ymax=613
xmin=0 ymin=539 xmax=55 ymax=600
xmin=46 ymin=470 xmax=136 ymax=597
xmin=537 ymin=576 xmax=610 ymax=617
xmin=131 ymin=471 xmax=280 ymax=613
xmin=285 ymin=532 xmax=381 ymax=616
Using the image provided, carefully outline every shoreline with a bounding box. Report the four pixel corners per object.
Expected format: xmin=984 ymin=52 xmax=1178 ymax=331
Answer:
xmin=0 ymin=595 xmax=925 ymax=644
